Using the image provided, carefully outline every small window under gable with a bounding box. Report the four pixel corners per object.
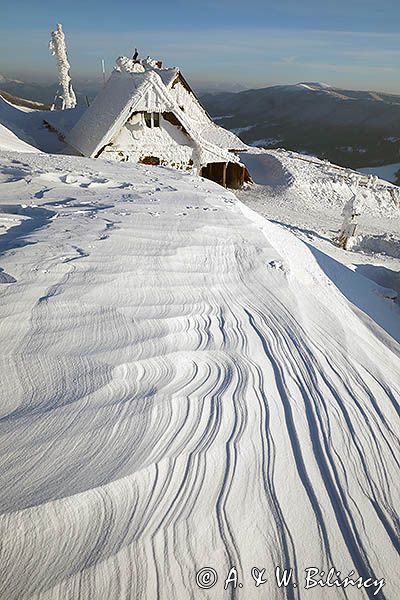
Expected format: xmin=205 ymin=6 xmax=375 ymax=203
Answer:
xmin=144 ymin=112 xmax=160 ymax=128
xmin=163 ymin=112 xmax=188 ymax=135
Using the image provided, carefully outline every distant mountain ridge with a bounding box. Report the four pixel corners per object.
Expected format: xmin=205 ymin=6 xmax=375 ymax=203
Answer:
xmin=201 ymin=83 xmax=400 ymax=171
xmin=2 ymin=72 xmax=400 ymax=172
xmin=0 ymin=74 xmax=23 ymax=85
xmin=0 ymin=74 xmax=100 ymax=106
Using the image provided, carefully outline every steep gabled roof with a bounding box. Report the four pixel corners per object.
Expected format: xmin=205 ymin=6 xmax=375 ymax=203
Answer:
xmin=67 ymin=70 xmax=157 ymax=157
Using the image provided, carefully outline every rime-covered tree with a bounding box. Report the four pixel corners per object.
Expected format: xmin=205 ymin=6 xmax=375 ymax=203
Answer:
xmin=49 ymin=23 xmax=76 ymax=110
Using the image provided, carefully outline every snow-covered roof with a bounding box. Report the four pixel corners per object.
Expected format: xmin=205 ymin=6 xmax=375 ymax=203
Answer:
xmin=44 ymin=106 xmax=85 ymax=138
xmin=67 ymin=70 xmax=155 ymax=157
xmin=157 ymin=67 xmax=180 ymax=88
xmin=66 ymin=58 xmax=245 ymax=166
xmin=200 ymin=123 xmax=248 ymax=151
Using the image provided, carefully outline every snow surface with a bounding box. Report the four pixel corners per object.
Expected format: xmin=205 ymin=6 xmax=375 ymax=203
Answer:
xmin=0 ymin=145 xmax=399 ymax=599
xmin=250 ymin=137 xmax=284 ymax=147
xmin=0 ymin=95 xmax=66 ymax=153
xmin=272 ymin=82 xmax=332 ymax=94
xmin=238 ymin=149 xmax=400 ymax=330
xmin=0 ymin=123 xmax=39 ymax=152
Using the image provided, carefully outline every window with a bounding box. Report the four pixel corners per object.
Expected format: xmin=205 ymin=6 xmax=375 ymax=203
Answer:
xmin=163 ymin=112 xmax=188 ymax=135
xmin=144 ymin=112 xmax=160 ymax=128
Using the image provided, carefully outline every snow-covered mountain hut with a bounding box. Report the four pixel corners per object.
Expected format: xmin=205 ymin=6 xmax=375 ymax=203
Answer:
xmin=65 ymin=56 xmax=250 ymax=188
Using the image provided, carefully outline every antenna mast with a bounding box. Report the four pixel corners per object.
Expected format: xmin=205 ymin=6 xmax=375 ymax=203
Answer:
xmin=101 ymin=59 xmax=106 ymax=86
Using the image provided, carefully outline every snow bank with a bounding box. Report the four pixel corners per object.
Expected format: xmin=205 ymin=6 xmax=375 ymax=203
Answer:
xmin=253 ymin=148 xmax=400 ymax=217
xmin=240 ymin=150 xmax=293 ymax=186
xmin=0 ymin=123 xmax=38 ymax=153
xmin=352 ymin=232 xmax=400 ymax=259
xmin=0 ymin=95 xmax=66 ymax=153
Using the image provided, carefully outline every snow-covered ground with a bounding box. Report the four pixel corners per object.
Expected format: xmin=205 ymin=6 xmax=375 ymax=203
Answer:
xmin=0 ymin=107 xmax=399 ymax=599
xmin=0 ymin=123 xmax=39 ymax=153
xmin=239 ymin=149 xmax=400 ymax=307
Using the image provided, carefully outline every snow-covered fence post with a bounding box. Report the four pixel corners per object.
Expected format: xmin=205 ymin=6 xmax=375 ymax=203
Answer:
xmin=337 ymin=182 xmax=363 ymax=250
xmin=48 ymin=23 xmax=76 ymax=110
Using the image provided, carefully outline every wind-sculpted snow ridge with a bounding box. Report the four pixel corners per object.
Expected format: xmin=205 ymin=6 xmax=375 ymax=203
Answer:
xmin=0 ymin=150 xmax=399 ymax=599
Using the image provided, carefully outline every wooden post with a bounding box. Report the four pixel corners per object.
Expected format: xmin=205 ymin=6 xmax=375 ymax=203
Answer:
xmin=222 ymin=163 xmax=227 ymax=188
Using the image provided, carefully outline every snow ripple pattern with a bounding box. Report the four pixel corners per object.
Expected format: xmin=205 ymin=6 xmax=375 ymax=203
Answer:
xmin=0 ymin=152 xmax=398 ymax=599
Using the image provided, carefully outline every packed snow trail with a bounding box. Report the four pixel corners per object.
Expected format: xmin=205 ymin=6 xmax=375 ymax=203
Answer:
xmin=0 ymin=151 xmax=399 ymax=600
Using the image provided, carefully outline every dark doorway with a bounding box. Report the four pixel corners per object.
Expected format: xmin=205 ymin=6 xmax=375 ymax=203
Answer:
xmin=140 ymin=156 xmax=160 ymax=165
xmin=226 ymin=162 xmax=250 ymax=189
xmin=200 ymin=162 xmax=250 ymax=189
xmin=200 ymin=163 xmax=226 ymax=186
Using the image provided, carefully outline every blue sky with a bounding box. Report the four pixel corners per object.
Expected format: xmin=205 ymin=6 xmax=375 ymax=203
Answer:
xmin=1 ymin=0 xmax=400 ymax=92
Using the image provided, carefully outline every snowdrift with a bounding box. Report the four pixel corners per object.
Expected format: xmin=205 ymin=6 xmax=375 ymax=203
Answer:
xmin=0 ymin=95 xmax=66 ymax=153
xmin=0 ymin=149 xmax=398 ymax=599
xmin=0 ymin=123 xmax=38 ymax=152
